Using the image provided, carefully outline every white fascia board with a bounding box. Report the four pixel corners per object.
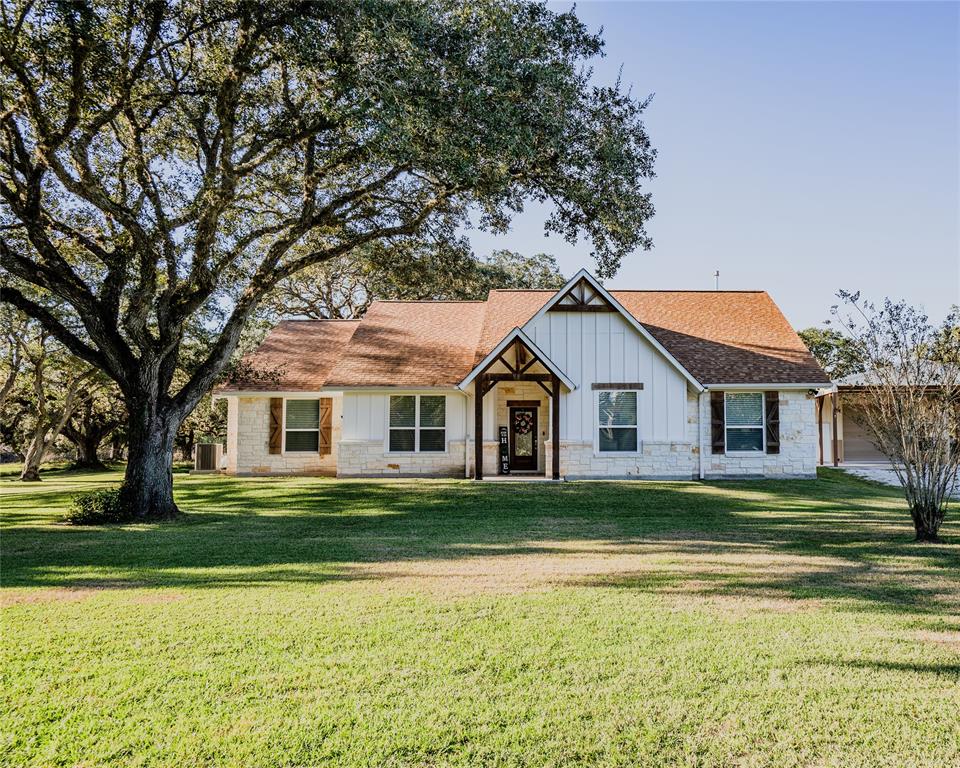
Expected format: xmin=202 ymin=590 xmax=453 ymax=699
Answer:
xmin=458 ymin=326 xmax=576 ymax=392
xmin=211 ymin=389 xmax=342 ymax=399
xmin=328 ymin=386 xmax=462 ymax=393
xmin=526 ymin=268 xmax=705 ymax=393
xmin=217 ymin=386 xmax=470 ymax=397
xmin=706 ymin=383 xmax=835 ymax=391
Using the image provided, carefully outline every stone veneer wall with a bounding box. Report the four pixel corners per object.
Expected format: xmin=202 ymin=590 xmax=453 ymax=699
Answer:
xmin=338 ymin=440 xmax=467 ymax=477
xmin=227 ymin=395 xmax=340 ymax=476
xmin=477 ymin=441 xmax=499 ymax=477
xmin=700 ymin=390 xmax=817 ymax=479
xmin=547 ymin=439 xmax=698 ymax=479
xmin=227 ymin=389 xmax=817 ymax=480
xmin=337 ymin=439 xmax=506 ymax=478
xmin=546 ymin=392 xmax=700 ymax=479
xmin=546 ymin=390 xmax=817 ymax=479
xmin=225 ymin=396 xmax=239 ymax=473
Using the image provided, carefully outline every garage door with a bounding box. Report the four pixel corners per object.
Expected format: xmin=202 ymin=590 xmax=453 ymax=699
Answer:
xmin=843 ymin=409 xmax=885 ymax=462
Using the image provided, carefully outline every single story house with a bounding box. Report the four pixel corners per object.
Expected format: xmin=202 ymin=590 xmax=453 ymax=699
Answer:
xmin=214 ymin=270 xmax=830 ymax=479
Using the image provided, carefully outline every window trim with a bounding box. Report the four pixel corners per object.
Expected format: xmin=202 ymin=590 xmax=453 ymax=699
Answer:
xmin=724 ymin=391 xmax=766 ymax=455
xmin=386 ymin=394 xmax=448 ymax=454
xmin=593 ymin=388 xmax=641 ymax=456
xmin=282 ymin=396 xmax=321 ymax=454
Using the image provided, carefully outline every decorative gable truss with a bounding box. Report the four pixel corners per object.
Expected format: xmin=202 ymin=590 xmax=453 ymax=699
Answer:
xmin=549 ymin=275 xmax=616 ymax=312
xmin=460 ymin=326 xmax=575 ymax=394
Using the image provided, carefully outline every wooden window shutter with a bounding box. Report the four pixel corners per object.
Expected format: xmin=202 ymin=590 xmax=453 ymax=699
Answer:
xmin=269 ymin=398 xmax=283 ymax=455
xmin=319 ymin=398 xmax=333 ymax=456
xmin=765 ymin=392 xmax=780 ymax=454
xmin=710 ymin=391 xmax=725 ymax=454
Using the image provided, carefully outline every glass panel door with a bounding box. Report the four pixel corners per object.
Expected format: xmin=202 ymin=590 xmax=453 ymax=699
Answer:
xmin=509 ymin=407 xmax=538 ymax=471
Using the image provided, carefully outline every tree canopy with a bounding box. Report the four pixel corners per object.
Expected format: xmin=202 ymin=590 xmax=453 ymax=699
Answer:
xmin=798 ymin=327 xmax=863 ymax=381
xmin=266 ymin=247 xmax=566 ymax=319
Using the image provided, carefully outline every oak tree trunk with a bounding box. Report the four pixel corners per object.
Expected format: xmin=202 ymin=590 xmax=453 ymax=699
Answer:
xmin=63 ymin=406 xmax=118 ymax=471
xmin=19 ymin=428 xmax=45 ymax=481
xmin=72 ymin=433 xmax=108 ymax=470
xmin=18 ymin=371 xmax=92 ymax=482
xmin=20 ymin=419 xmax=65 ymax=482
xmin=119 ymin=400 xmax=181 ymax=520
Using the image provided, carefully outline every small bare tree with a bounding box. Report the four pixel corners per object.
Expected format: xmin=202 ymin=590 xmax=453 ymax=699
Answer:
xmin=833 ymin=294 xmax=960 ymax=542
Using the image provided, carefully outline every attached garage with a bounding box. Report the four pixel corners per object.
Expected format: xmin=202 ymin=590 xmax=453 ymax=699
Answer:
xmin=816 ymin=389 xmax=887 ymax=465
xmin=841 ymin=406 xmax=885 ymax=462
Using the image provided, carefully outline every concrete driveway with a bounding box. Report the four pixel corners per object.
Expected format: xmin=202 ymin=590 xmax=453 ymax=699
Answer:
xmin=840 ymin=461 xmax=960 ymax=499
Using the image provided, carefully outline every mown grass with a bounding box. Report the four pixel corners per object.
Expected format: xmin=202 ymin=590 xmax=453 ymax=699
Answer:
xmin=1 ymin=467 xmax=958 ymax=767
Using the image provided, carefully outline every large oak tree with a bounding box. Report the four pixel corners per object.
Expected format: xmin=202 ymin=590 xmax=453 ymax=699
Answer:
xmin=0 ymin=0 xmax=657 ymax=518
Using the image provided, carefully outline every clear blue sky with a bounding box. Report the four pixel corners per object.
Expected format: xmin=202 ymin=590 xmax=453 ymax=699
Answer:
xmin=467 ymin=1 xmax=959 ymax=329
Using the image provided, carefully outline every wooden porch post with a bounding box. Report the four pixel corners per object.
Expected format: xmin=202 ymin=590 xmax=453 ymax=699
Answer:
xmin=551 ymin=374 xmax=560 ymax=480
xmin=816 ymin=396 xmax=824 ymax=466
xmin=475 ymin=375 xmax=484 ymax=480
xmin=831 ymin=391 xmax=839 ymax=467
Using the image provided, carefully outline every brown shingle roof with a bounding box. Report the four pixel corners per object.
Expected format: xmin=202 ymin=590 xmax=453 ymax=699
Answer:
xmin=474 ymin=290 xmax=553 ymax=363
xmin=324 ymin=300 xmax=487 ymax=387
xmin=216 ymin=319 xmax=359 ymax=392
xmin=612 ymin=291 xmax=830 ymax=385
xmin=223 ymin=287 xmax=829 ymax=391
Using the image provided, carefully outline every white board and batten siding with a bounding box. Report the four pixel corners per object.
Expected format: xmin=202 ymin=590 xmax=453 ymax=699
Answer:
xmin=341 ymin=390 xmax=468 ymax=445
xmin=523 ymin=310 xmax=690 ymax=443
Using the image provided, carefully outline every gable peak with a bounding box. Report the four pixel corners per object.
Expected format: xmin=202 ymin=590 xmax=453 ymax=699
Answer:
xmin=549 ymin=270 xmax=615 ymax=312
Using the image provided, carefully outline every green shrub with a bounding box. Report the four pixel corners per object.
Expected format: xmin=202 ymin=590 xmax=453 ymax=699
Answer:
xmin=64 ymin=488 xmax=129 ymax=525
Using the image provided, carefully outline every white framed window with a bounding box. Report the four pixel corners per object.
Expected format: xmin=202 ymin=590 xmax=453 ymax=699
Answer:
xmin=284 ymin=398 xmax=320 ymax=452
xmin=725 ymin=392 xmax=765 ymax=453
xmin=388 ymin=395 xmax=446 ymax=452
xmin=596 ymin=389 xmax=639 ymax=452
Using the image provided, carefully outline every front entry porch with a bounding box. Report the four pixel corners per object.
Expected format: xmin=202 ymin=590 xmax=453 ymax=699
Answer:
xmin=462 ymin=327 xmax=574 ymax=481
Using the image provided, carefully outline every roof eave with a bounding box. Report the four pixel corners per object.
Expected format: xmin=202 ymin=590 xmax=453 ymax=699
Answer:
xmin=212 ymin=388 xmax=340 ymax=399
xmin=706 ymin=381 xmax=834 ymax=390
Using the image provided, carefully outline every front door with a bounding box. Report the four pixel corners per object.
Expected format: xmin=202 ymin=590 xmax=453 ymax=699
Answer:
xmin=509 ymin=407 xmax=538 ymax=471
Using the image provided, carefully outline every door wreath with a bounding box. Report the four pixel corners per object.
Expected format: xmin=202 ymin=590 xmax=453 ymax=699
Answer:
xmin=513 ymin=411 xmax=534 ymax=435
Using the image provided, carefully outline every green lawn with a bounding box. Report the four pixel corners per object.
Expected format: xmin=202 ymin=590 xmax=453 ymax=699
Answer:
xmin=2 ymin=468 xmax=958 ymax=767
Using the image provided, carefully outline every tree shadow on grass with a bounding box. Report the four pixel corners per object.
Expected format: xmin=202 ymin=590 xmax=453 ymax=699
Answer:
xmin=807 ymin=658 xmax=960 ymax=680
xmin=568 ymin=556 xmax=958 ymax=619
xmin=1 ymin=469 xmax=957 ymax=619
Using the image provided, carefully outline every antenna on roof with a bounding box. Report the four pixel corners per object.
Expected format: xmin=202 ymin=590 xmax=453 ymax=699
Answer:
xmin=714 ymin=270 xmax=720 ymax=291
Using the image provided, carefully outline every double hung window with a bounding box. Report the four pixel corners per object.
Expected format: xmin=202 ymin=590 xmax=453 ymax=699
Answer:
xmin=285 ymin=399 xmax=320 ymax=452
xmin=389 ymin=395 xmax=446 ymax=452
xmin=725 ymin=392 xmax=764 ymax=452
xmin=597 ymin=390 xmax=639 ymax=452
